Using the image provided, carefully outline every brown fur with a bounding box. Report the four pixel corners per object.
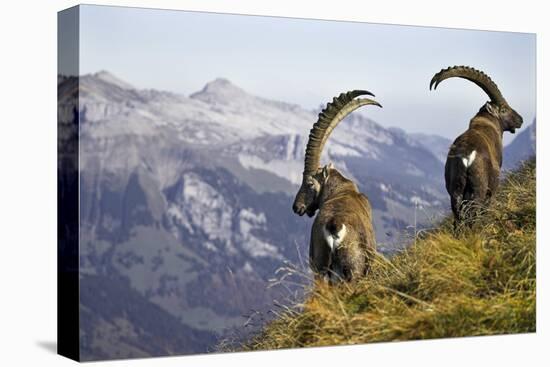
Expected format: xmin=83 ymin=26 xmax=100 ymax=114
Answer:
xmin=308 ymin=168 xmax=376 ymax=282
xmin=445 ymin=105 xmax=522 ymax=222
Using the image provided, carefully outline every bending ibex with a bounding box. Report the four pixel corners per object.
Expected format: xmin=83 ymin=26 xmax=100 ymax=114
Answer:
xmin=292 ymin=90 xmax=380 ymax=282
xmin=430 ymin=66 xmax=523 ymax=222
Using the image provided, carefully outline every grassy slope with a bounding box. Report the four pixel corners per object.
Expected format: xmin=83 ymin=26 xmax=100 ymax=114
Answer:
xmin=244 ymin=160 xmax=536 ymax=350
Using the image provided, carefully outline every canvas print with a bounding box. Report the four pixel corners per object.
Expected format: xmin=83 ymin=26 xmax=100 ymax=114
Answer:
xmin=57 ymin=5 xmax=536 ymax=361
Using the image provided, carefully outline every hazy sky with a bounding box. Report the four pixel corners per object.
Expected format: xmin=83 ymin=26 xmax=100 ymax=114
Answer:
xmin=79 ymin=5 xmax=536 ymax=142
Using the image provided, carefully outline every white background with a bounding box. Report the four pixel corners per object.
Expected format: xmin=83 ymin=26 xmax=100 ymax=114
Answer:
xmin=0 ymin=0 xmax=546 ymax=366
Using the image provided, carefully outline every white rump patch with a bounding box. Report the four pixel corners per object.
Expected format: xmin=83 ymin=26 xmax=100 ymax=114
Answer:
xmin=462 ymin=150 xmax=477 ymax=168
xmin=323 ymin=224 xmax=347 ymax=252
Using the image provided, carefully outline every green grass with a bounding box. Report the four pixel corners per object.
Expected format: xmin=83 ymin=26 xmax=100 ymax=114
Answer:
xmin=241 ymin=159 xmax=536 ymax=350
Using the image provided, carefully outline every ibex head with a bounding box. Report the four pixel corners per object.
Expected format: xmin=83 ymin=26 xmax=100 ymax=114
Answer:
xmin=293 ymin=163 xmax=332 ymax=217
xmin=430 ymin=66 xmax=523 ymax=133
xmin=483 ymin=102 xmax=523 ymax=134
xmin=292 ymin=90 xmax=381 ymax=217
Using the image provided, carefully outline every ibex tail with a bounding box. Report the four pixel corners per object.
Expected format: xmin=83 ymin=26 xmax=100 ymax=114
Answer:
xmin=323 ymin=218 xmax=347 ymax=252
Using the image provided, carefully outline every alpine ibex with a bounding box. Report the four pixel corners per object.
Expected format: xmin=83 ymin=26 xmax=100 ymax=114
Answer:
xmin=292 ymin=90 xmax=380 ymax=282
xmin=430 ymin=66 xmax=523 ymax=222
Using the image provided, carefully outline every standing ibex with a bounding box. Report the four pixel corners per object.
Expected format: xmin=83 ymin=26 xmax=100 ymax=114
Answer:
xmin=430 ymin=66 xmax=523 ymax=223
xmin=292 ymin=90 xmax=380 ymax=282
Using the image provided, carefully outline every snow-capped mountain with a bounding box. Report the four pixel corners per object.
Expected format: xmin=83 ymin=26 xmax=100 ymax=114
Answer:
xmin=60 ymin=71 xmax=452 ymax=360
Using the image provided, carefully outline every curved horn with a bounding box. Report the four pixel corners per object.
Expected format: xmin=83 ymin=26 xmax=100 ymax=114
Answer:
xmin=429 ymin=66 xmax=507 ymax=106
xmin=303 ymin=90 xmax=382 ymax=176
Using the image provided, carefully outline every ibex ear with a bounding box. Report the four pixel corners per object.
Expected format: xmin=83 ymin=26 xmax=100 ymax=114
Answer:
xmin=322 ymin=164 xmax=331 ymax=180
xmin=485 ymin=102 xmax=499 ymax=118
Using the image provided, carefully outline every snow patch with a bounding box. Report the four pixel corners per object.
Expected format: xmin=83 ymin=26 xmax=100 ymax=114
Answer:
xmin=238 ymin=208 xmax=281 ymax=259
xmin=175 ymin=173 xmax=234 ymax=246
xmin=380 ymin=183 xmax=390 ymax=193
xmin=410 ymin=196 xmax=430 ymax=207
xmin=238 ymin=154 xmax=303 ymax=185
xmin=326 ymin=144 xmax=361 ymax=157
xmin=243 ymin=262 xmax=254 ymax=273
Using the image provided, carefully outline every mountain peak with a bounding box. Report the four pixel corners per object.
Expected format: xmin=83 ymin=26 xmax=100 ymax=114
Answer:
xmin=206 ymin=77 xmax=233 ymax=87
xmin=190 ymin=78 xmax=249 ymax=103
xmin=92 ymin=70 xmax=135 ymax=90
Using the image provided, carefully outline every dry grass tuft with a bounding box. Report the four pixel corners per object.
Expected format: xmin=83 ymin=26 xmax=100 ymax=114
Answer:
xmin=241 ymin=159 xmax=536 ymax=351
